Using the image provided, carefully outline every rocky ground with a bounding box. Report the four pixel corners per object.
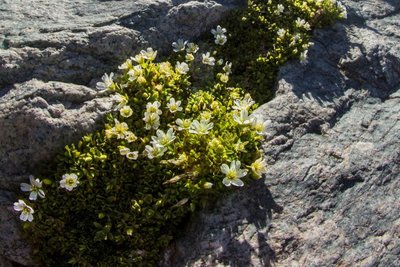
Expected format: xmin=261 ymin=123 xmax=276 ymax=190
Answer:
xmin=0 ymin=0 xmax=243 ymax=265
xmin=162 ymin=1 xmax=400 ymax=266
xmin=1 ymin=0 xmax=399 ymax=266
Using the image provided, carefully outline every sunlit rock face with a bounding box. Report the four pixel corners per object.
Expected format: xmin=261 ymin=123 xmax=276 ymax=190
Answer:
xmin=162 ymin=1 xmax=400 ymax=266
xmin=0 ymin=0 xmax=244 ymax=265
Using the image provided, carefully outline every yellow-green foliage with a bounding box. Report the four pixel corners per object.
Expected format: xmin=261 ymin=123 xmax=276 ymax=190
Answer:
xmin=217 ymin=0 xmax=346 ymax=102
xmin=14 ymin=1 xmax=345 ymax=266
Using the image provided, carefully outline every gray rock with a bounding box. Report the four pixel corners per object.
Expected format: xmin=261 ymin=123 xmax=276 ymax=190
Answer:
xmin=0 ymin=0 xmax=244 ymax=265
xmin=0 ymin=0 xmax=244 ymax=87
xmin=163 ymin=0 xmax=400 ymax=266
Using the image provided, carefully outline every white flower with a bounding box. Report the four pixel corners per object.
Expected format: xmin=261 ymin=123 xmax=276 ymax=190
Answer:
xmin=251 ymin=115 xmax=268 ymax=134
xmin=220 ymin=73 xmax=229 ymax=83
xmin=175 ymin=61 xmax=189 ymax=75
xmin=300 ymin=49 xmax=308 ymax=65
xmin=202 ymin=52 xmax=215 ymax=66
xmin=60 ymin=173 xmax=79 ymax=191
xmin=172 ymin=39 xmax=187 ymax=52
xmin=144 ymin=143 xmax=167 ymax=159
xmin=151 ymin=128 xmax=176 ymax=146
xmin=251 ymin=158 xmax=268 ymax=178
xmin=275 ymin=4 xmax=285 ymax=14
xmin=143 ymin=112 xmax=160 ymax=130
xmin=140 ymin=47 xmax=157 ymax=61
xmin=233 ymin=109 xmax=253 ymax=125
xmin=203 ymin=182 xmax=213 ymax=189
xmin=214 ymin=34 xmax=227 ymax=45
xmin=114 ymin=119 xmax=129 ymax=139
xmin=126 ymin=151 xmax=139 ymax=160
xmin=159 ymin=62 xmax=173 ymax=77
xmin=220 ymin=160 xmax=247 ymax=187
xmin=189 ymin=119 xmax=213 ymax=135
xmin=118 ymin=59 xmax=132 ymax=70
xmin=119 ymin=146 xmax=130 ymax=156
xmin=128 ymin=65 xmax=143 ymax=82
xmin=146 ymin=101 xmax=162 ymax=115
xmin=20 ymin=175 xmax=45 ymax=201
xmin=277 ymin=28 xmax=286 ymax=39
xmin=176 ymin=118 xmax=192 ymax=131
xmin=120 ymin=105 xmax=133 ymax=118
xmin=13 ymin=200 xmax=34 ymax=222
xmin=167 ymin=98 xmax=183 ymax=113
xmin=185 ymin=53 xmax=195 ymax=62
xmin=131 ymin=54 xmax=145 ymax=64
xmin=125 ymin=131 xmax=138 ymax=143
xmin=96 ymin=72 xmax=114 ymax=90
xmin=232 ymin=94 xmax=255 ymax=111
xmin=211 ymin=25 xmax=227 ymax=37
xmin=295 ymin=18 xmax=311 ymax=31
xmin=223 ymin=61 xmax=232 ymax=74
xmin=186 ymin=42 xmax=199 ymax=54
xmin=114 ymin=93 xmax=129 ymax=110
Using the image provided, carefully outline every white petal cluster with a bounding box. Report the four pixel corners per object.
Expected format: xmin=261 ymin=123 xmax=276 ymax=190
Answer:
xmin=189 ymin=119 xmax=213 ymax=135
xmin=232 ymin=94 xmax=255 ymax=111
xmin=223 ymin=61 xmax=232 ymax=74
xmin=20 ymin=175 xmax=45 ymax=201
xmin=119 ymin=146 xmax=139 ymax=160
xmin=120 ymin=105 xmax=133 ymax=118
xmin=295 ymin=18 xmax=311 ymax=31
xmin=233 ymin=109 xmax=252 ymax=125
xmin=118 ymin=59 xmax=132 ymax=70
xmin=172 ymin=39 xmax=187 ymax=52
xmin=175 ymin=62 xmax=189 ymax=75
xmin=251 ymin=115 xmax=268 ymax=135
xmin=128 ymin=65 xmax=143 ymax=82
xmin=186 ymin=42 xmax=199 ymax=54
xmin=211 ymin=25 xmax=227 ymax=46
xmin=251 ymin=158 xmax=268 ymax=178
xmin=60 ymin=173 xmax=80 ymax=191
xmin=176 ymin=118 xmax=192 ymax=131
xmin=277 ymin=28 xmax=286 ymax=39
xmin=202 ymin=52 xmax=215 ymax=66
xmin=140 ymin=47 xmax=157 ymax=61
xmin=144 ymin=143 xmax=167 ymax=159
xmin=106 ymin=119 xmax=129 ymax=139
xmin=151 ymin=128 xmax=176 ymax=147
xmin=221 ymin=160 xmax=247 ymax=187
xmin=96 ymin=72 xmax=114 ymax=90
xmin=275 ymin=4 xmax=285 ymax=15
xmin=167 ymin=98 xmax=183 ymax=113
xmin=13 ymin=200 xmax=34 ymax=222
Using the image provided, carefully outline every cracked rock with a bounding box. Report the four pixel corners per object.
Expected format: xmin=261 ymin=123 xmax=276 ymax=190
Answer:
xmin=162 ymin=1 xmax=400 ymax=266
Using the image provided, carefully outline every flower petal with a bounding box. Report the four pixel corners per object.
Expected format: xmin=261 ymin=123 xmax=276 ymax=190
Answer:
xmin=231 ymin=178 xmax=244 ymax=187
xmin=20 ymin=183 xmax=31 ymax=192
xmin=29 ymin=191 xmax=38 ymax=201
xmin=222 ymin=178 xmax=232 ymax=187
xmin=221 ymin=164 xmax=229 ymax=174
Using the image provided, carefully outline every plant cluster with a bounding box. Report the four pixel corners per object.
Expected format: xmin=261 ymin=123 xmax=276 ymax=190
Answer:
xmin=216 ymin=0 xmax=346 ymax=102
xmin=13 ymin=0 xmax=346 ymax=266
xmin=14 ymin=27 xmax=267 ymax=266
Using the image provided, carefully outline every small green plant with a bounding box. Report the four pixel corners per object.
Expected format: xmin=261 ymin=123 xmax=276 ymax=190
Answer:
xmin=216 ymin=0 xmax=347 ymax=102
xmin=13 ymin=1 xmax=346 ymax=266
xmin=14 ymin=28 xmax=267 ymax=266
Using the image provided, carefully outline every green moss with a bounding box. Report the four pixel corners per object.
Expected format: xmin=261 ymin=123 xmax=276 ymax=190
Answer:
xmin=14 ymin=1 xmax=345 ymax=266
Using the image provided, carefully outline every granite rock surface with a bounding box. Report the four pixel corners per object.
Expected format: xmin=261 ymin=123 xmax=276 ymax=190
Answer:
xmin=0 ymin=0 xmax=243 ymax=265
xmin=1 ymin=0 xmax=399 ymax=266
xmin=162 ymin=0 xmax=400 ymax=266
